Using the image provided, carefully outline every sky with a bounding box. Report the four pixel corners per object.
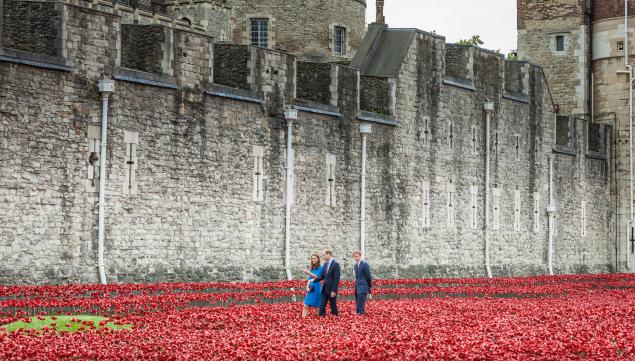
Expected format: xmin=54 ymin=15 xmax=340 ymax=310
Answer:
xmin=365 ymin=0 xmax=518 ymax=53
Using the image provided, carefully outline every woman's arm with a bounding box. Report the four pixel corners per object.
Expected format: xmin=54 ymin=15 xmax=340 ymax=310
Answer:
xmin=301 ymin=268 xmax=318 ymax=279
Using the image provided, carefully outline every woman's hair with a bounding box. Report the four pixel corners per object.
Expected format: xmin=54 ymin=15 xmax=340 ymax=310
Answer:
xmin=310 ymin=254 xmax=321 ymax=269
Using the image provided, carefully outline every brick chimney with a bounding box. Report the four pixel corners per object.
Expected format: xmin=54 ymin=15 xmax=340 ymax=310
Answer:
xmin=376 ymin=0 xmax=385 ymax=23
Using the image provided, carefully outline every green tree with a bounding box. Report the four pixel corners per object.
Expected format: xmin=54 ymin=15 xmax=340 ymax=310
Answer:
xmin=458 ymin=35 xmax=484 ymax=46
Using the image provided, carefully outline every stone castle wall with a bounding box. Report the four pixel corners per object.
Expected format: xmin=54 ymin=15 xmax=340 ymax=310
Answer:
xmin=0 ymin=1 xmax=614 ymax=284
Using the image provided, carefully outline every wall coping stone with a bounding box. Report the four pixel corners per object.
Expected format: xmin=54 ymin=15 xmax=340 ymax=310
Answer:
xmin=503 ymin=94 xmax=531 ymax=104
xmin=443 ymin=78 xmax=476 ymax=91
xmin=292 ymin=104 xmax=342 ymax=118
xmin=114 ymin=67 xmax=178 ymax=89
xmin=357 ymin=110 xmax=397 ymax=126
xmin=0 ymin=53 xmax=72 ymax=72
xmin=205 ymin=85 xmax=262 ymax=103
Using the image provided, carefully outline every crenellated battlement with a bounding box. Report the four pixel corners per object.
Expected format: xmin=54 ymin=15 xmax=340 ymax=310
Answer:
xmin=0 ymin=1 xmax=601 ymax=143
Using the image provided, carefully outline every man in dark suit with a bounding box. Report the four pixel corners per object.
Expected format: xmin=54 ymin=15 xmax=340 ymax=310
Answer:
xmin=353 ymin=250 xmax=372 ymax=315
xmin=312 ymin=249 xmax=340 ymax=316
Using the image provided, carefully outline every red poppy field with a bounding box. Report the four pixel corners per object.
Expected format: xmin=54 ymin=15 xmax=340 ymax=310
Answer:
xmin=1 ymin=274 xmax=635 ymax=360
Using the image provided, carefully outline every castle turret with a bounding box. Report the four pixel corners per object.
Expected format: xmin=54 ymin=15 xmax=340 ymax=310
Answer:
xmin=517 ymin=0 xmax=591 ymax=116
xmin=226 ymin=0 xmax=367 ymax=62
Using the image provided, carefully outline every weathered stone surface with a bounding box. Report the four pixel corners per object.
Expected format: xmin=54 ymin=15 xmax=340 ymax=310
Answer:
xmin=296 ymin=62 xmax=332 ymax=104
xmin=213 ymin=44 xmax=251 ymax=90
xmin=360 ymin=76 xmax=390 ymax=115
xmin=121 ymin=25 xmax=165 ymax=74
xmin=0 ymin=2 xmax=614 ymax=285
xmin=1 ymin=0 xmax=59 ymax=57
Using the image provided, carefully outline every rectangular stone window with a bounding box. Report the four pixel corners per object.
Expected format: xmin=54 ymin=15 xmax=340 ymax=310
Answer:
xmin=252 ymin=146 xmax=265 ymax=202
xmin=533 ymin=192 xmax=540 ymax=234
xmin=334 ymin=26 xmax=347 ymax=55
xmin=123 ymin=131 xmax=139 ymax=196
xmin=325 ymin=154 xmax=336 ymax=207
xmin=471 ymin=126 xmax=478 ymax=155
xmin=422 ymin=180 xmax=431 ymax=228
xmin=421 ymin=116 xmax=431 ymax=148
xmin=250 ymin=18 xmax=268 ymax=48
xmin=555 ymin=35 xmax=565 ymax=52
xmin=492 ymin=187 xmax=501 ymax=230
xmin=469 ymin=184 xmax=478 ymax=229
xmin=514 ymin=188 xmax=521 ymax=232
xmin=447 ymin=122 xmax=454 ymax=150
xmin=581 ymin=201 xmax=587 ymax=237
xmin=618 ymin=41 xmax=625 ymax=52
xmin=514 ymin=135 xmax=521 ymax=161
xmin=447 ymin=181 xmax=456 ymax=229
xmin=534 ymin=138 xmax=541 ymax=166
xmin=494 ymin=131 xmax=500 ymax=158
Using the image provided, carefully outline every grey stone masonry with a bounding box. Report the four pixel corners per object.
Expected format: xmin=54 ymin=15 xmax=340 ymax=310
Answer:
xmin=121 ymin=25 xmax=166 ymax=74
xmin=1 ymin=0 xmax=60 ymax=57
xmin=0 ymin=1 xmax=614 ymax=284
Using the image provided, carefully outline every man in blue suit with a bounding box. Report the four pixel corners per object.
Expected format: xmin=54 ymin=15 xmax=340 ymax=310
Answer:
xmin=312 ymin=249 xmax=340 ymax=317
xmin=353 ymin=250 xmax=372 ymax=315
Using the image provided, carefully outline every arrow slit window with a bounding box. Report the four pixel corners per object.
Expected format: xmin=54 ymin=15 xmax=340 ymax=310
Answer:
xmin=492 ymin=187 xmax=501 ymax=230
xmin=326 ymin=154 xmax=336 ymax=207
xmin=469 ymin=184 xmax=478 ymax=229
xmin=422 ymin=180 xmax=431 ymax=228
xmin=533 ymin=192 xmax=540 ymax=234
xmin=253 ymin=146 xmax=264 ymax=202
xmin=514 ymin=187 xmax=521 ymax=232
xmin=447 ymin=181 xmax=456 ymax=228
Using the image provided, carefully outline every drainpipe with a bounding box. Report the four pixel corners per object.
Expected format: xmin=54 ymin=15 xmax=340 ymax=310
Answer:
xmin=618 ymin=0 xmax=634 ymax=270
xmin=547 ymin=153 xmax=556 ymax=275
xmin=359 ymin=123 xmax=372 ymax=258
xmin=283 ymin=108 xmax=298 ymax=281
xmin=97 ymin=79 xmax=114 ymax=285
xmin=483 ymin=101 xmax=494 ymax=279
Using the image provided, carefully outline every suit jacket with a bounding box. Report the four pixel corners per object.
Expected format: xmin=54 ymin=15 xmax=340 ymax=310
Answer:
xmin=354 ymin=260 xmax=372 ymax=294
xmin=313 ymin=259 xmax=341 ymax=295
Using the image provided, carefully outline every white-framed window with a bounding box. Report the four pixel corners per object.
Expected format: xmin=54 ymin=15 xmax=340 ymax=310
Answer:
xmin=492 ymin=187 xmax=501 ymax=230
xmin=252 ymin=146 xmax=265 ymax=202
xmin=422 ymin=180 xmax=431 ymax=228
xmin=533 ymin=192 xmax=540 ymax=234
xmin=334 ymin=26 xmax=347 ymax=55
xmin=469 ymin=184 xmax=478 ymax=229
xmin=514 ymin=188 xmax=521 ymax=232
xmin=326 ymin=154 xmax=336 ymax=207
xmin=447 ymin=181 xmax=456 ymax=228
xmin=250 ymin=18 xmax=269 ymax=48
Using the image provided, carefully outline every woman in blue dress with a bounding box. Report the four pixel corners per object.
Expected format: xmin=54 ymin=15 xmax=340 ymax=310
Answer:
xmin=301 ymin=254 xmax=323 ymax=318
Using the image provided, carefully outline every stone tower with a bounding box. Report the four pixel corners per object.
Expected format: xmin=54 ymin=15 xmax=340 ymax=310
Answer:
xmin=168 ymin=0 xmax=367 ymax=62
xmin=518 ymin=0 xmax=635 ymax=271
xmin=517 ymin=0 xmax=591 ymax=117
